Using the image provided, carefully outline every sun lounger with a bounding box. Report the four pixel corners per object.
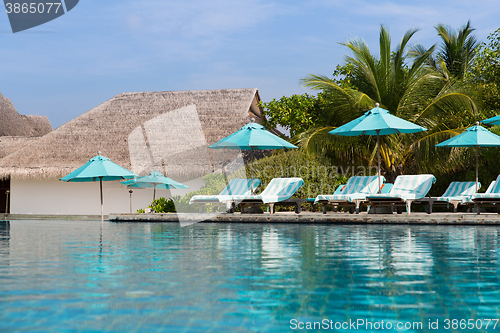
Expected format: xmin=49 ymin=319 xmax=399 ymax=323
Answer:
xmin=485 ymin=180 xmax=497 ymax=194
xmin=416 ymin=181 xmax=480 ymax=213
xmin=314 ymin=176 xmax=385 ymax=214
xmin=472 ymin=175 xmax=500 ymax=214
xmin=231 ymin=177 xmax=305 ymax=214
xmin=306 ymin=184 xmax=345 ymax=211
xmin=190 ymin=178 xmax=261 ymax=213
xmin=381 ymin=183 xmax=393 ymax=194
xmin=367 ymin=174 xmax=436 ymax=215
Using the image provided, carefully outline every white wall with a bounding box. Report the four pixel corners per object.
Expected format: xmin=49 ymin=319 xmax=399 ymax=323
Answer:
xmin=10 ymin=178 xmax=204 ymax=215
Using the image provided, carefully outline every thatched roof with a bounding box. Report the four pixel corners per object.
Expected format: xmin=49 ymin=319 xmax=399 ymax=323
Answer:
xmin=0 ymin=93 xmax=52 ymax=137
xmin=0 ymin=136 xmax=40 ymax=159
xmin=21 ymin=115 xmax=53 ymax=137
xmin=0 ymin=88 xmax=265 ymax=179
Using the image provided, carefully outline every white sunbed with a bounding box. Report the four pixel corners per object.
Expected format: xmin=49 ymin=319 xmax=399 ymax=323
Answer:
xmin=190 ymin=178 xmax=261 ymax=213
xmin=230 ymin=177 xmax=305 ymax=214
xmin=472 ymin=175 xmax=500 ymax=214
xmin=314 ymin=175 xmax=385 ymax=214
xmin=416 ymin=181 xmax=480 ymax=213
xmin=367 ymin=174 xmax=436 ymax=215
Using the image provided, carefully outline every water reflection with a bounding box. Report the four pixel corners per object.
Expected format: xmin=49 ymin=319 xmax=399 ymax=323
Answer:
xmin=391 ymin=228 xmax=434 ymax=276
xmin=0 ymin=222 xmax=499 ymax=333
xmin=261 ymin=226 xmax=300 ymax=271
xmin=0 ymin=221 xmax=9 ymax=260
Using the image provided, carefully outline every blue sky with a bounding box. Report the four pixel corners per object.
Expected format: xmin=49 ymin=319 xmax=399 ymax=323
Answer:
xmin=1 ymin=0 xmax=499 ymax=129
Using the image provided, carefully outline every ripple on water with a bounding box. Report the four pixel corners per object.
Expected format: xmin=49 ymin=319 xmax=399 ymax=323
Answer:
xmin=0 ymin=221 xmax=498 ymax=332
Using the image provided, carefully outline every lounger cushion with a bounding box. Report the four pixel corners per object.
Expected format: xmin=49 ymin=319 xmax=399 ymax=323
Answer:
xmin=190 ymin=178 xmax=261 ymax=204
xmin=473 ymin=193 xmax=500 ymax=199
xmin=368 ymin=174 xmax=436 ymax=201
xmin=314 ymin=176 xmax=384 ymax=203
xmin=232 ymin=177 xmax=305 ymax=203
xmin=434 ymin=181 xmax=479 ymax=203
xmin=473 ymin=175 xmax=500 ymax=200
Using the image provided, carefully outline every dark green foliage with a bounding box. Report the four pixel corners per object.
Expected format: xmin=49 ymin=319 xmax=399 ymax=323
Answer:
xmin=298 ymin=24 xmax=484 ymax=181
xmin=252 ymin=149 xmax=349 ymax=200
xmin=467 ymin=28 xmax=500 ymax=114
xmin=141 ymin=25 xmax=500 ymax=213
xmin=259 ymin=93 xmax=332 ymax=137
xmin=148 ymin=151 xmax=350 ymax=213
xmin=435 ymin=21 xmax=478 ymax=79
xmin=167 ymin=173 xmax=237 ymax=213
xmin=149 ymin=197 xmax=176 ymax=213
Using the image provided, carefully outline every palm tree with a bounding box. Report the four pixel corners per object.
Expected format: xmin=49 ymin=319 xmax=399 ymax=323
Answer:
xmin=299 ymin=25 xmax=480 ymax=182
xmin=410 ymin=21 xmax=478 ymax=79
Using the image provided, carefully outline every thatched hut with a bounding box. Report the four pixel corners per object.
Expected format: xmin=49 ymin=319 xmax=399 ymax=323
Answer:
xmin=0 ymin=88 xmax=265 ymax=215
xmin=0 ymin=93 xmax=52 ymax=137
xmin=0 ymin=93 xmax=53 ymax=213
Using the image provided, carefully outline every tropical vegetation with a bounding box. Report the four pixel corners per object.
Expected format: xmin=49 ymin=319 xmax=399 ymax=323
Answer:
xmin=261 ymin=22 xmax=500 ymax=192
xmin=145 ymin=23 xmax=500 ymax=211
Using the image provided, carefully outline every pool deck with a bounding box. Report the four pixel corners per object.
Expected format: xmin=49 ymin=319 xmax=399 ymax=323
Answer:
xmin=3 ymin=212 xmax=500 ymax=225
xmin=108 ymin=211 xmax=500 ymax=225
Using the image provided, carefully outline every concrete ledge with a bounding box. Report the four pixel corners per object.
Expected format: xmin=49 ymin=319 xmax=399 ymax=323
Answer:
xmin=108 ymin=212 xmax=500 ymax=225
xmin=3 ymin=214 xmax=105 ymax=221
xmin=4 ymin=212 xmax=500 ymax=225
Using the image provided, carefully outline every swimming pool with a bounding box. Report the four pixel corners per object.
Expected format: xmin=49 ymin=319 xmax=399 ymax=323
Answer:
xmin=0 ymin=221 xmax=499 ymax=332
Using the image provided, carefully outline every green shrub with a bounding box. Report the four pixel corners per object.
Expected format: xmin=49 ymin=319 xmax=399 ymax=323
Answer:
xmin=170 ymin=173 xmax=236 ymax=213
xmin=155 ymin=149 xmax=349 ymax=213
xmin=251 ymin=149 xmax=348 ymax=199
xmin=149 ymin=197 xmax=176 ymax=213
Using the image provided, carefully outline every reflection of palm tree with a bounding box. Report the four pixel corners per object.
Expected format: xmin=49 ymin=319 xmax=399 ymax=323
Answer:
xmin=300 ymin=25 xmax=480 ymax=181
xmin=0 ymin=221 xmax=9 ymax=258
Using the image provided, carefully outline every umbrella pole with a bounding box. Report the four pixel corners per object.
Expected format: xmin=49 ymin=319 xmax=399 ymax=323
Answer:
xmin=251 ymin=147 xmax=254 ymax=194
xmin=153 ymin=185 xmax=156 ymax=201
xmin=377 ymin=131 xmax=381 ymax=194
xmin=99 ymin=177 xmax=103 ymax=222
xmin=129 ymin=190 xmax=133 ymax=214
xmin=476 ymin=145 xmax=479 ymax=193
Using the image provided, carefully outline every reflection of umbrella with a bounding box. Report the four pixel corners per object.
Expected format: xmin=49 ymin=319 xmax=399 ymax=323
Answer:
xmin=208 ymin=119 xmax=297 ymax=192
xmin=60 ymin=153 xmax=136 ymax=221
xmin=436 ymin=122 xmax=500 ymax=192
xmin=329 ymin=103 xmax=427 ymax=193
xmin=482 ymin=115 xmax=500 ymax=126
xmin=121 ymin=171 xmax=188 ymax=201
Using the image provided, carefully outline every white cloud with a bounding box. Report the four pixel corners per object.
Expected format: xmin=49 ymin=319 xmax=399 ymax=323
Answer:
xmin=100 ymin=0 xmax=289 ymax=62
xmin=121 ymin=0 xmax=282 ymax=37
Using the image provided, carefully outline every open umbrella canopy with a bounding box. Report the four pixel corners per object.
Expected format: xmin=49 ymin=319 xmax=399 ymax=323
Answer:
xmin=121 ymin=171 xmax=188 ymax=189
xmin=436 ymin=124 xmax=500 ymax=148
xmin=121 ymin=171 xmax=188 ymax=201
xmin=436 ymin=123 xmax=500 ymax=192
xmin=60 ymin=154 xmax=136 ymax=182
xmin=482 ymin=115 xmax=500 ymax=126
xmin=60 ymin=154 xmax=136 ymax=221
xmin=329 ymin=104 xmax=427 ymax=136
xmin=329 ymin=103 xmax=426 ymax=193
xmin=208 ymin=119 xmax=297 ymax=194
xmin=208 ymin=121 xmax=297 ymax=150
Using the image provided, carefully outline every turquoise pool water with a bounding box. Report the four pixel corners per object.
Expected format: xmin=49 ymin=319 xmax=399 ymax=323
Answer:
xmin=0 ymin=221 xmax=499 ymax=332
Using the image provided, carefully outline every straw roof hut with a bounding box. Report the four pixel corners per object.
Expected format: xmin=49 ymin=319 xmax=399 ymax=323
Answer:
xmin=21 ymin=115 xmax=53 ymax=137
xmin=0 ymin=88 xmax=264 ymax=180
xmin=0 ymin=93 xmax=52 ymax=137
xmin=0 ymin=137 xmax=41 ymax=159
